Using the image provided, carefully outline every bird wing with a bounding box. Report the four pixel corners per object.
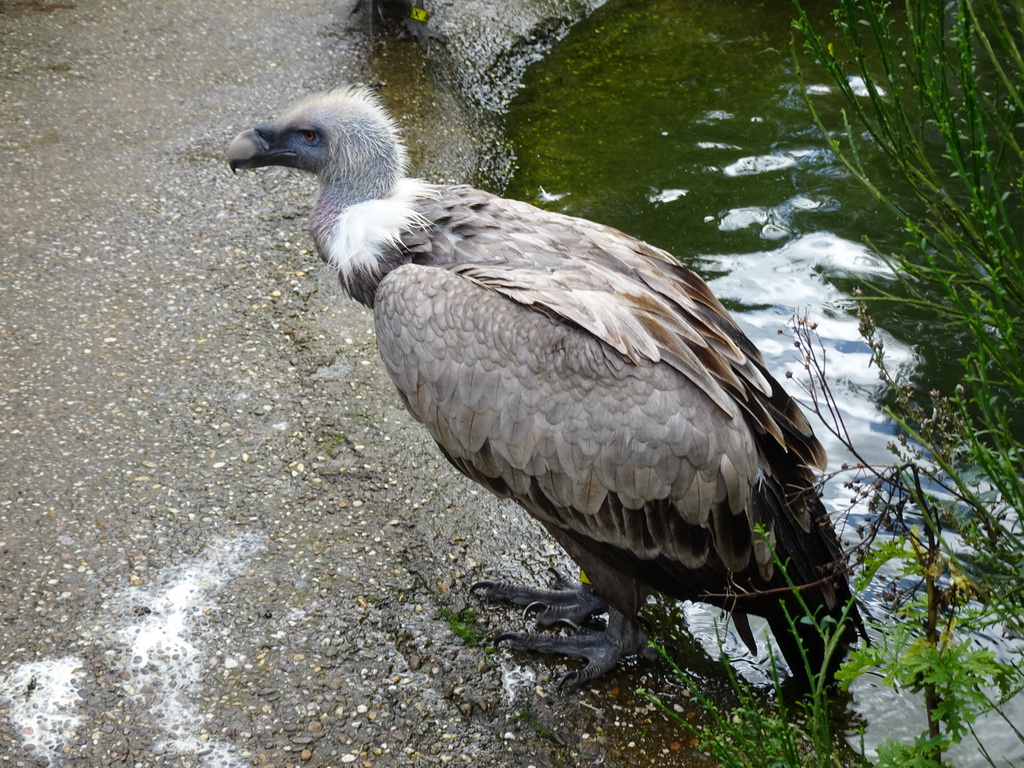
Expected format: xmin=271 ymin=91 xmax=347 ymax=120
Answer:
xmin=373 ymin=186 xmax=832 ymax=614
xmin=400 ymin=187 xmax=826 ymax=476
xmin=374 ymin=264 xmax=760 ymax=568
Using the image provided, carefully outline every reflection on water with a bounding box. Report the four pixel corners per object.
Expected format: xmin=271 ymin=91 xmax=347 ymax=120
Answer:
xmin=501 ymin=0 xmax=1023 ymax=763
xmin=704 ymin=232 xmax=907 ymax=471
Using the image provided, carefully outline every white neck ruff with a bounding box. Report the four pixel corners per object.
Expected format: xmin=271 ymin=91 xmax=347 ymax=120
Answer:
xmin=321 ymin=178 xmax=435 ymax=285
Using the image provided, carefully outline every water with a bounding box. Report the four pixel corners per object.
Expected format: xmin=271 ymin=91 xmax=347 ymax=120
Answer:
xmin=500 ymin=0 xmax=1023 ymax=763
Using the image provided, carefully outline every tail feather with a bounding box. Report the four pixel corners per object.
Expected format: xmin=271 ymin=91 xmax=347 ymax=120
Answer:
xmin=764 ymin=492 xmax=864 ymax=688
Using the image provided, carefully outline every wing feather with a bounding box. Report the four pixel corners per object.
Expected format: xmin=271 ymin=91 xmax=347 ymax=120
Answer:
xmin=408 ymin=188 xmax=823 ymax=471
xmin=374 ymin=264 xmax=759 ymax=555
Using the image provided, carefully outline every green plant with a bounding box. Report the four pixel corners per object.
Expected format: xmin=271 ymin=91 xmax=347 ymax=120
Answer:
xmin=836 ymin=508 xmax=1020 ymax=766
xmin=518 ymin=707 xmax=552 ymax=740
xmin=791 ymin=0 xmax=1024 ymax=568
xmin=792 ymin=314 xmax=1024 ymax=765
xmin=790 ymin=1 xmax=1024 ymax=762
xmin=642 ymin=636 xmax=859 ymax=768
xmin=641 ymin=536 xmax=864 ymax=768
xmin=439 ymin=607 xmax=486 ymax=647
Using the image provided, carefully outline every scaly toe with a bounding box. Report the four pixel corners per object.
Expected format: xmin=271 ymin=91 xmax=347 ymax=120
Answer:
xmin=472 ymin=575 xmax=608 ymax=626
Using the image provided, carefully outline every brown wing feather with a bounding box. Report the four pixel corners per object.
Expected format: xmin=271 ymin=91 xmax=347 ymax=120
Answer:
xmin=414 ymin=188 xmax=824 ymax=474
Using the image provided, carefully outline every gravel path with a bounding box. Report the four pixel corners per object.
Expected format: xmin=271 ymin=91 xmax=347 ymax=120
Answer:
xmin=0 ymin=1 xmax=705 ymax=766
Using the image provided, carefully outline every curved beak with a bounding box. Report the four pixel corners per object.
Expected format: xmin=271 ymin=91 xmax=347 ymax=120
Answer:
xmin=227 ymin=124 xmax=296 ymax=173
xmin=227 ymin=128 xmax=267 ymax=173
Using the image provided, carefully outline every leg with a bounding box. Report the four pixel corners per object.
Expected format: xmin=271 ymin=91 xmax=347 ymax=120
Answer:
xmin=402 ymin=9 xmax=447 ymax=52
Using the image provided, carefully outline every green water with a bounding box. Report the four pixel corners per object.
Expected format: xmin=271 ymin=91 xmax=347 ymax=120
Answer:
xmin=501 ymin=0 xmax=1023 ymax=764
xmin=507 ymin=1 xmax=864 ymax=245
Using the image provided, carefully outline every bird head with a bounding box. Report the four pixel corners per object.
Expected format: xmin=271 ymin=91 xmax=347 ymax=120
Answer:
xmin=227 ymin=88 xmax=408 ymax=204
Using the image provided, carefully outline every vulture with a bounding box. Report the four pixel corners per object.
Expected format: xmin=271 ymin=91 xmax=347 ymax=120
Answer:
xmin=227 ymin=88 xmax=862 ymax=688
xmin=351 ymin=0 xmax=446 ymax=52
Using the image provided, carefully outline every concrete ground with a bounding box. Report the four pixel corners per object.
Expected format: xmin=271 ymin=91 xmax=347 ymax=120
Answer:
xmin=0 ymin=0 xmax=710 ymax=766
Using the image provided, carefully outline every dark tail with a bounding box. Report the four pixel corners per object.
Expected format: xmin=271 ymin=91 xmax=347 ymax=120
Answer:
xmin=765 ymin=493 xmax=866 ymax=690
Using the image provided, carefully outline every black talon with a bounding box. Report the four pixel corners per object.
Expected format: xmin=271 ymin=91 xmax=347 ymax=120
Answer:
xmin=558 ymin=670 xmax=580 ymax=690
xmin=546 ymin=566 xmax=577 ymax=591
xmin=523 ymin=600 xmax=546 ymax=617
xmin=472 ymin=572 xmax=609 ymax=626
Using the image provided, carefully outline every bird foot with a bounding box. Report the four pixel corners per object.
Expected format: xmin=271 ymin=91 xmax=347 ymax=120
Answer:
xmin=471 ymin=567 xmax=609 ymax=627
xmin=401 ymin=15 xmax=447 ymax=52
xmin=472 ymin=568 xmax=652 ymax=687
xmin=496 ymin=608 xmax=652 ymax=689
xmin=350 ymin=0 xmax=446 ymax=51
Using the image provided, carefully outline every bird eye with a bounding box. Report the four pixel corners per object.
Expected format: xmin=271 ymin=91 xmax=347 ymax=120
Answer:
xmin=301 ymin=130 xmax=318 ymax=143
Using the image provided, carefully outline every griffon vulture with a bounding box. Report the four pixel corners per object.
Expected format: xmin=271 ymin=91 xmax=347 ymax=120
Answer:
xmin=227 ymin=88 xmax=861 ymax=688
